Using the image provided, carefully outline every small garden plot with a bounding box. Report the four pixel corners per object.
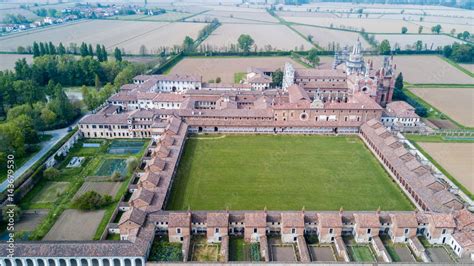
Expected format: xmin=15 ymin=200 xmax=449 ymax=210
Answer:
xmin=191 ymin=237 xmax=221 ymax=262
xmin=73 ymin=182 xmax=122 ymax=200
xmin=95 ymin=159 xmax=127 ymax=176
xmin=394 ymin=245 xmax=416 ymax=262
xmin=309 ymin=245 xmax=337 ymax=262
xmin=43 ymin=209 xmax=105 ymax=240
xmin=148 ymin=236 xmax=183 ymax=262
xmin=31 ymin=182 xmax=70 ymax=204
xmin=108 ymin=140 xmax=146 ymax=154
xmin=15 ymin=209 xmax=48 ymax=232
xmin=271 ymin=245 xmax=298 ymax=262
xmin=347 ymin=245 xmax=377 ymax=262
xmin=229 ymin=237 xmax=261 ymax=261
xmin=426 ymin=247 xmax=455 ymax=263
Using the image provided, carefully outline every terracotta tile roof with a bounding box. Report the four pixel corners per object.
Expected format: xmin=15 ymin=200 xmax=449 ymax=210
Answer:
xmin=354 ymin=213 xmax=380 ymax=228
xmin=140 ymin=171 xmax=160 ymax=186
xmin=169 ymin=213 xmax=191 ymax=227
xmin=118 ymin=207 xmax=146 ymax=226
xmin=390 ymin=213 xmax=418 ymax=228
xmin=429 ymin=213 xmax=456 ymax=228
xmin=288 ymin=84 xmax=311 ymax=104
xmin=295 ymin=68 xmax=346 ymax=79
xmin=130 ymin=188 xmax=155 ymax=205
xmin=385 ymin=101 xmax=419 ymax=119
xmin=207 ymin=212 xmax=229 ymax=227
xmin=317 ymin=212 xmax=343 ymax=228
xmin=244 ymin=212 xmax=267 ymax=227
xmin=281 ymin=212 xmax=305 ymax=228
xmin=454 ymin=209 xmax=474 ymax=231
xmin=452 ymin=231 xmax=474 ymax=248
xmin=153 ymin=93 xmax=187 ymax=102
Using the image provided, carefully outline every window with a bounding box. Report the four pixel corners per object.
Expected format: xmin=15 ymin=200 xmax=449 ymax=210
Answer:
xmin=442 ymin=229 xmax=447 ymax=234
xmin=253 ymin=228 xmax=257 ymax=233
xmin=176 ymin=228 xmax=181 ymax=234
xmin=215 ymin=228 xmax=220 ymax=233
xmin=291 ymin=228 xmax=296 ymax=234
xmin=404 ymin=228 xmax=409 ymax=235
xmin=329 ymin=228 xmax=333 ymax=234
xmin=367 ymin=228 xmax=371 ymax=234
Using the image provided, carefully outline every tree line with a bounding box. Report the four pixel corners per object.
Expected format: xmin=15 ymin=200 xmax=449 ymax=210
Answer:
xmin=19 ymin=41 xmax=124 ymax=63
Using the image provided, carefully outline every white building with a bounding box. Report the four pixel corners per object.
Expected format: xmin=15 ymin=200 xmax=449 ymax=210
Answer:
xmin=382 ymin=101 xmax=420 ymax=128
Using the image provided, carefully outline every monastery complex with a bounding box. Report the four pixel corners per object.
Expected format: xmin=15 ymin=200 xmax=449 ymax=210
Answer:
xmin=1 ymin=40 xmax=472 ymax=264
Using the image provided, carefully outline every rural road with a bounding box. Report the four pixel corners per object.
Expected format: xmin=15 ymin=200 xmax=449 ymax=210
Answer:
xmin=0 ymin=127 xmax=71 ymax=193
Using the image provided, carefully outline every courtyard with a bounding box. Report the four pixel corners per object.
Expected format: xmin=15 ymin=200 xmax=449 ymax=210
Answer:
xmin=167 ymin=135 xmax=413 ymax=211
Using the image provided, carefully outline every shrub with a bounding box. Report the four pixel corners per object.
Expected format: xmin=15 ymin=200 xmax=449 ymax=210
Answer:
xmin=126 ymin=157 xmax=139 ymax=175
xmin=148 ymin=237 xmax=183 ymax=261
xmin=250 ymin=243 xmax=261 ymax=261
xmin=110 ymin=171 xmax=124 ymax=182
xmin=1 ymin=204 xmax=22 ymax=222
xmin=43 ymin=167 xmax=61 ymax=180
xmin=73 ymin=191 xmax=113 ymax=210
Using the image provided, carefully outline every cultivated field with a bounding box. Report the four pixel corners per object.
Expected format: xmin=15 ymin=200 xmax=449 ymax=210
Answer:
xmin=31 ymin=182 xmax=70 ymax=204
xmin=73 ymin=181 xmax=122 ymax=199
xmin=169 ymin=56 xmax=304 ymax=83
xmin=460 ymin=64 xmax=474 ymax=73
xmin=0 ymin=53 xmax=33 ymax=70
xmin=280 ymin=15 xmax=420 ymax=33
xmin=373 ymin=34 xmax=463 ymax=50
xmin=367 ymin=55 xmax=474 ymax=84
xmin=186 ymin=10 xmax=278 ymax=24
xmin=167 ymin=135 xmax=413 ymax=211
xmin=418 ymin=142 xmax=474 ymax=193
xmin=201 ymin=24 xmax=312 ymax=51
xmin=292 ymin=25 xmax=370 ymax=50
xmin=0 ymin=8 xmax=38 ymax=21
xmin=0 ymin=20 xmax=206 ymax=54
xmin=95 ymin=158 xmax=127 ymax=176
xmin=43 ymin=209 xmax=105 ymax=240
xmin=409 ymin=87 xmax=474 ymax=126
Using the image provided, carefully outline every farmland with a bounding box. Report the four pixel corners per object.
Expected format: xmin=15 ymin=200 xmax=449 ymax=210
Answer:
xmin=409 ymin=87 xmax=474 ymax=126
xmin=167 ymin=135 xmax=413 ymax=211
xmin=186 ymin=9 xmax=278 ymax=24
xmin=417 ymin=142 xmax=473 ymax=193
xmin=169 ymin=56 xmax=305 ymax=83
xmin=0 ymin=53 xmax=33 ymax=70
xmin=201 ymin=23 xmax=312 ymax=51
xmin=373 ymin=34 xmax=464 ymax=50
xmin=292 ymin=25 xmax=370 ymax=49
xmin=368 ymin=56 xmax=474 ymax=84
xmin=0 ymin=20 xmax=207 ymax=54
xmin=43 ymin=209 xmax=105 ymax=240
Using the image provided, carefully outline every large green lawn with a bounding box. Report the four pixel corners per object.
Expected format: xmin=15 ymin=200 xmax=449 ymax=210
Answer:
xmin=167 ymin=135 xmax=413 ymax=211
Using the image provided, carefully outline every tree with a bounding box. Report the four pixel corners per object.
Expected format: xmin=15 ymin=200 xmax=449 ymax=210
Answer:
xmin=237 ymin=34 xmax=254 ymax=53
xmin=96 ymin=44 xmax=103 ymax=61
xmin=126 ymin=157 xmax=139 ymax=175
xmin=271 ymin=68 xmax=283 ymax=88
xmin=114 ymin=47 xmax=122 ymax=62
xmin=73 ymin=191 xmax=113 ymax=210
xmin=58 ymin=42 xmax=66 ymax=55
xmin=415 ymin=40 xmax=423 ymax=51
xmin=462 ymin=31 xmax=471 ymax=40
xmin=39 ymin=42 xmax=46 ymax=56
xmin=80 ymin=42 xmax=88 ymax=57
xmin=32 ymin=42 xmax=40 ymax=57
xmin=101 ymin=45 xmax=108 ymax=61
xmin=182 ymin=36 xmax=195 ymax=53
xmin=48 ymin=42 xmax=56 ymax=55
xmin=40 ymin=107 xmax=57 ymax=125
xmin=2 ymin=205 xmax=22 ymax=223
xmin=43 ymin=167 xmax=61 ymax=180
xmin=401 ymin=26 xmax=408 ymax=34
xmin=307 ymin=34 xmax=313 ymax=42
xmin=431 ymin=24 xmax=442 ymax=34
xmin=88 ymin=44 xmax=94 ymax=56
xmin=111 ymin=171 xmax=124 ymax=182
xmin=443 ymin=45 xmax=453 ymax=58
xmin=215 ymin=77 xmax=221 ymax=83
xmin=378 ymin=39 xmax=391 ymax=55
xmin=418 ymin=26 xmax=423 ymax=34
xmin=306 ymin=48 xmax=320 ymax=66
xmin=139 ymin=45 xmax=148 ymax=55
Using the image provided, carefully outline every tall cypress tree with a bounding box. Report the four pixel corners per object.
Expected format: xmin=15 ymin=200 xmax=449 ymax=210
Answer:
xmin=101 ymin=45 xmax=108 ymax=61
xmin=114 ymin=47 xmax=122 ymax=62
xmin=96 ymin=44 xmax=102 ymax=61
xmin=48 ymin=42 xmax=56 ymax=55
xmin=32 ymin=42 xmax=40 ymax=57
xmin=58 ymin=42 xmax=66 ymax=55
xmin=39 ymin=42 xmax=46 ymax=56
xmin=88 ymin=44 xmax=94 ymax=57
xmin=80 ymin=42 xmax=88 ymax=57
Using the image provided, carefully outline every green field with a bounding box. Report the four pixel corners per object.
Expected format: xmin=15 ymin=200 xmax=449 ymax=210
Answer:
xmin=167 ymin=135 xmax=413 ymax=211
